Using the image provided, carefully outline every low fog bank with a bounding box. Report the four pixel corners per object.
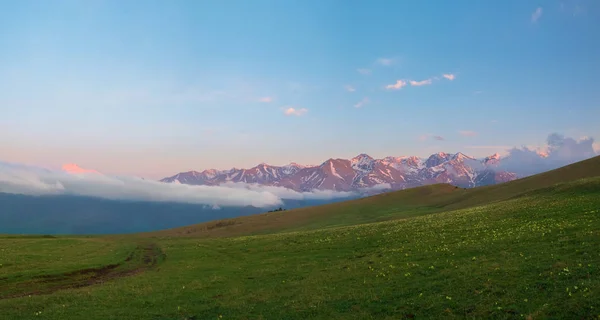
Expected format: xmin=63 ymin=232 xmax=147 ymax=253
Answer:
xmin=0 ymin=162 xmax=387 ymax=208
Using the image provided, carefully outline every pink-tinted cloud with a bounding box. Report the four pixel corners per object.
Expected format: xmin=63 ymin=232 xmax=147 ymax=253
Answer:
xmin=354 ymin=97 xmax=369 ymax=108
xmin=62 ymin=163 xmax=100 ymax=174
xmin=385 ymin=80 xmax=407 ymax=90
xmin=442 ymin=74 xmax=456 ymax=81
xmin=283 ymin=107 xmax=308 ymax=116
xmin=258 ymin=96 xmax=274 ymax=103
xmin=357 ymin=68 xmax=371 ymax=75
xmin=409 ymin=79 xmax=433 ymax=86
xmin=459 ymin=130 xmax=478 ymax=137
xmin=345 ymin=85 xmax=356 ymax=92
xmin=531 ymin=7 xmax=543 ymax=23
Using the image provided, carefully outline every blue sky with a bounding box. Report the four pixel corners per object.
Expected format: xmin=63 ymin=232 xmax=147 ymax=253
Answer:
xmin=1 ymin=0 xmax=599 ymax=178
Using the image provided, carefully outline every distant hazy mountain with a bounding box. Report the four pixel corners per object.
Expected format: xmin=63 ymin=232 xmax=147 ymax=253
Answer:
xmin=162 ymin=152 xmax=519 ymax=191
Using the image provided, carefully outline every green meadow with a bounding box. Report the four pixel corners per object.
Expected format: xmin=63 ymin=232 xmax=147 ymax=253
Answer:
xmin=1 ymin=156 xmax=599 ymax=319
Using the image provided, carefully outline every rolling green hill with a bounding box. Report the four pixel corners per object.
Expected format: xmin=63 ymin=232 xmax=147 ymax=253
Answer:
xmin=1 ymin=156 xmax=599 ymax=319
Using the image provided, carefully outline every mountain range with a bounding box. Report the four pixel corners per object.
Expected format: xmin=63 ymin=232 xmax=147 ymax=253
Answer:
xmin=161 ymin=152 xmax=521 ymax=192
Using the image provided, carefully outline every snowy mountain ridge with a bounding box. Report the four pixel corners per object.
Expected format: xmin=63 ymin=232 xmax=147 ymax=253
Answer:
xmin=161 ymin=152 xmax=520 ymax=193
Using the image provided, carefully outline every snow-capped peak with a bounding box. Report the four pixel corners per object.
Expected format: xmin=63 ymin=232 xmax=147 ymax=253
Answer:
xmin=351 ymin=154 xmax=375 ymax=173
xmin=201 ymin=169 xmax=220 ymax=179
xmin=352 ymin=153 xmax=374 ymax=161
xmin=488 ymin=153 xmax=501 ymax=160
xmin=483 ymin=153 xmax=503 ymax=166
xmin=452 ymin=152 xmax=475 ymax=161
xmin=425 ymin=152 xmax=452 ymax=167
xmin=281 ymin=162 xmax=306 ymax=175
xmin=285 ymin=162 xmax=305 ymax=168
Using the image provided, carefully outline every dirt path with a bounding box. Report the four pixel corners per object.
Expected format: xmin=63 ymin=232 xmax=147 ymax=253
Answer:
xmin=0 ymin=243 xmax=165 ymax=300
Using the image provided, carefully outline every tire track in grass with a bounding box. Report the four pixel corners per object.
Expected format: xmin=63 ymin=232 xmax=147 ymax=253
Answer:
xmin=0 ymin=243 xmax=165 ymax=299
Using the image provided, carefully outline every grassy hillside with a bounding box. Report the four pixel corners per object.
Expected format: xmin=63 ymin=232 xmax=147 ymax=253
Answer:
xmin=149 ymin=155 xmax=600 ymax=238
xmin=1 ymin=175 xmax=599 ymax=319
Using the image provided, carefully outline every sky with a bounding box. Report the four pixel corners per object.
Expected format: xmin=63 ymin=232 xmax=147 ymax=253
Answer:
xmin=1 ymin=0 xmax=599 ymax=179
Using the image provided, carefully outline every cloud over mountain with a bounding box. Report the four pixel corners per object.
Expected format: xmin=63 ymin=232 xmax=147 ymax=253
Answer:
xmin=1 ymin=133 xmax=595 ymax=208
xmin=497 ymin=133 xmax=597 ymax=176
xmin=0 ymin=162 xmax=371 ymax=208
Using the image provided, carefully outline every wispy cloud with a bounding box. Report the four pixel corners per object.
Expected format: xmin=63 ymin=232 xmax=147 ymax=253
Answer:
xmin=376 ymin=58 xmax=395 ymax=66
xmin=357 ymin=68 xmax=372 ymax=75
xmin=258 ymin=96 xmax=274 ymax=103
xmin=283 ymin=107 xmax=308 ymax=116
xmin=531 ymin=7 xmax=543 ymax=23
xmin=459 ymin=130 xmax=478 ymax=137
xmin=419 ymin=134 xmax=445 ymax=141
xmin=388 ymin=74 xmax=456 ymax=90
xmin=354 ymin=97 xmax=370 ymax=108
xmin=385 ymin=80 xmax=407 ymax=90
xmin=464 ymin=145 xmax=512 ymax=149
xmin=409 ymin=79 xmax=433 ymax=86
xmin=559 ymin=2 xmax=586 ymax=16
xmin=473 ymin=91 xmax=483 ymax=95
xmin=345 ymin=85 xmax=356 ymax=92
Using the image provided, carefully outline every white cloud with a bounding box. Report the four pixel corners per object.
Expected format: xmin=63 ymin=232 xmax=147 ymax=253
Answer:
xmin=354 ymin=97 xmax=370 ymax=108
xmin=409 ymin=79 xmax=433 ymax=86
xmin=531 ymin=7 xmax=543 ymax=23
xmin=258 ymin=96 xmax=274 ymax=103
xmin=218 ymin=182 xmax=356 ymax=201
xmin=594 ymin=142 xmax=600 ymax=154
xmin=385 ymin=80 xmax=407 ymax=90
xmin=283 ymin=107 xmax=308 ymax=116
xmin=497 ymin=133 xmax=597 ymax=176
xmin=0 ymin=162 xmax=385 ymax=208
xmin=442 ymin=74 xmax=456 ymax=81
xmin=357 ymin=68 xmax=371 ymax=75
xmin=345 ymin=85 xmax=356 ymax=92
xmin=459 ymin=130 xmax=478 ymax=137
xmin=376 ymin=58 xmax=395 ymax=66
